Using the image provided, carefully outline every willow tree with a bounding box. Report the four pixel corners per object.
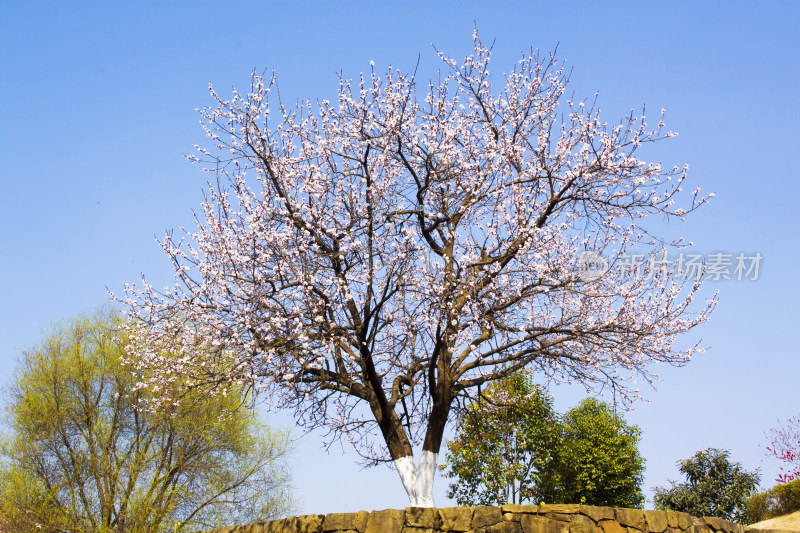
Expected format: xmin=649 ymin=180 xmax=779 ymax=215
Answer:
xmin=0 ymin=312 xmax=293 ymax=532
xmin=119 ymin=31 xmax=713 ymax=507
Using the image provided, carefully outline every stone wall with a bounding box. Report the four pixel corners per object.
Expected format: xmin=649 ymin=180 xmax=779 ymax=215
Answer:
xmin=197 ymin=504 xmax=746 ymax=533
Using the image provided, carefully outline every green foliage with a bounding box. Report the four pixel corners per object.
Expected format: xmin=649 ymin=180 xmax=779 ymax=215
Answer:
xmin=0 ymin=311 xmax=294 ymax=533
xmin=743 ymin=478 xmax=800 ymax=524
xmin=442 ymin=372 xmax=645 ymax=508
xmin=654 ymin=448 xmax=760 ymax=522
xmin=558 ymin=398 xmax=645 ymax=508
xmin=442 ymin=371 xmax=561 ymax=505
xmin=771 ymin=478 xmax=800 ymax=517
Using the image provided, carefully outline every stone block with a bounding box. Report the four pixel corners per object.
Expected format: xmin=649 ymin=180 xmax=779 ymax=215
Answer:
xmin=277 ymin=515 xmax=324 ymax=533
xmin=540 ymin=505 xmax=583 ymax=516
xmin=233 ymin=524 xmax=263 ymax=533
xmin=701 ymin=518 xmax=728 ymax=532
xmin=722 ymin=520 xmax=744 ymax=533
xmin=643 ymin=511 xmax=668 ymax=533
xmin=614 ymin=509 xmax=646 ymax=531
xmin=708 ymin=518 xmax=741 ymax=533
xmin=262 ymin=519 xmax=281 ymax=532
xmin=400 ymin=528 xmax=434 ymax=533
xmin=687 ymin=522 xmax=712 ymax=533
xmin=365 ymin=509 xmax=405 ymax=533
xmin=598 ymin=520 xmax=627 ymax=533
xmin=323 ymin=511 xmax=368 ymax=532
xmin=521 ymin=515 xmax=570 ymax=533
xmin=570 ymin=514 xmax=598 ymax=533
xmin=502 ymin=505 xmax=540 ymax=515
xmin=439 ymin=507 xmax=475 ymax=531
xmin=265 ymin=519 xmax=293 ymax=533
xmin=487 ymin=521 xmax=524 ymax=533
xmin=473 ymin=507 xmax=504 ymax=528
xmin=406 ymin=507 xmax=440 ymax=529
xmin=666 ymin=512 xmax=693 ymax=530
xmin=580 ymin=507 xmax=615 ymax=523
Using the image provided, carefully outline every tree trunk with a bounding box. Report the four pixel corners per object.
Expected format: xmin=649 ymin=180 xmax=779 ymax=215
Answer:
xmin=394 ymin=450 xmax=438 ymax=507
xmin=393 ymin=393 xmax=451 ymax=506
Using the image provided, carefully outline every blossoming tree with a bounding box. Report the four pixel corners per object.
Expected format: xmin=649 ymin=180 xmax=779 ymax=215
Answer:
xmin=120 ymin=32 xmax=714 ymax=507
xmin=766 ymin=415 xmax=800 ymax=483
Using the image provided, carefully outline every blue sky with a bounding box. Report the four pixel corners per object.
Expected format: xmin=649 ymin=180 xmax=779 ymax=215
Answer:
xmin=1 ymin=0 xmax=798 ymax=515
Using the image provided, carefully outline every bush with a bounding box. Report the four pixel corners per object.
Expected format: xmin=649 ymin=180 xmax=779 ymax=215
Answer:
xmin=442 ymin=373 xmax=645 ymax=508
xmin=653 ymin=448 xmax=760 ymax=522
xmin=558 ymin=398 xmax=645 ymax=508
xmin=773 ymin=479 xmax=800 ymax=516
xmin=743 ymin=492 xmax=774 ymax=523
xmin=744 ymin=478 xmax=800 ymax=523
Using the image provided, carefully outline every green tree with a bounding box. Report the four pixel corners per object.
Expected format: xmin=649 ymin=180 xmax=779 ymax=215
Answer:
xmin=442 ymin=375 xmax=645 ymax=508
xmin=0 ymin=312 xmax=293 ymax=533
xmin=442 ymin=371 xmax=562 ymax=505
xmin=654 ymin=448 xmax=760 ymax=522
xmin=558 ymin=398 xmax=645 ymax=508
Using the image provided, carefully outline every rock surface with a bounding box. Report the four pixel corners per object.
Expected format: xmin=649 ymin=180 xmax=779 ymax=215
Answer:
xmin=195 ymin=505 xmax=746 ymax=533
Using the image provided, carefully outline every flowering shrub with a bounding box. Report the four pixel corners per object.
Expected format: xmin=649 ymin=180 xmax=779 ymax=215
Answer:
xmin=766 ymin=415 xmax=800 ymax=484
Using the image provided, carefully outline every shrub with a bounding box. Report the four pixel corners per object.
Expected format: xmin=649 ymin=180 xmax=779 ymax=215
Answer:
xmin=744 ymin=478 xmax=800 ymax=523
xmin=654 ymin=448 xmax=760 ymax=522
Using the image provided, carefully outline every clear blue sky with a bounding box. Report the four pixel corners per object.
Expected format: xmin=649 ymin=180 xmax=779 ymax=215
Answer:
xmin=1 ymin=0 xmax=798 ymax=515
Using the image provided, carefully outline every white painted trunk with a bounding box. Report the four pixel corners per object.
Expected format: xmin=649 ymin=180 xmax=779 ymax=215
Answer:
xmin=394 ymin=451 xmax=438 ymax=507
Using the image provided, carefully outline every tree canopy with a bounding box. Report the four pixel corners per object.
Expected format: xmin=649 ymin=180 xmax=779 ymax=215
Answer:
xmin=442 ymin=371 xmax=561 ymax=505
xmin=0 ymin=312 xmax=293 ymax=533
xmin=558 ymin=398 xmax=645 ymax=508
xmin=118 ymin=31 xmax=713 ymax=505
xmin=654 ymin=448 xmax=760 ymax=522
xmin=443 ymin=374 xmax=644 ymax=508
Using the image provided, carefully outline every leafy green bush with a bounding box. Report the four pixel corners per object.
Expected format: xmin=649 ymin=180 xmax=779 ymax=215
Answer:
xmin=773 ymin=479 xmax=800 ymax=516
xmin=743 ymin=492 xmax=773 ymax=523
xmin=744 ymin=478 xmax=800 ymax=523
xmin=442 ymin=372 xmax=645 ymax=508
xmin=558 ymin=398 xmax=646 ymax=508
xmin=653 ymin=448 xmax=760 ymax=522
